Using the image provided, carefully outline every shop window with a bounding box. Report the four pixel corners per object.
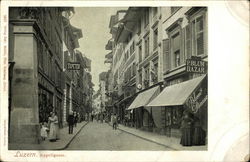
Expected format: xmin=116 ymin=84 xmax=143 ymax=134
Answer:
xmin=171 ymin=107 xmax=183 ymax=128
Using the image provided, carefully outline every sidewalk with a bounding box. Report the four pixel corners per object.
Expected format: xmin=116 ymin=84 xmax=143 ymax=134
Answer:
xmin=110 ymin=123 xmax=207 ymax=151
xmin=9 ymin=121 xmax=88 ymax=150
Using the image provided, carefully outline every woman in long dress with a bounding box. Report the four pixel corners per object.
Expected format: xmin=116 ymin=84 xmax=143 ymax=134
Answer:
xmin=48 ymin=112 xmax=59 ymax=142
xmin=180 ymin=112 xmax=194 ymax=146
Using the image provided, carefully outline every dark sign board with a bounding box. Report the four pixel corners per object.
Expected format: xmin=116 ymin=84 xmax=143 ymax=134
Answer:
xmin=185 ymin=79 xmax=208 ymax=114
xmin=67 ymin=62 xmax=80 ymax=70
xmin=186 ymin=56 xmax=207 ymax=74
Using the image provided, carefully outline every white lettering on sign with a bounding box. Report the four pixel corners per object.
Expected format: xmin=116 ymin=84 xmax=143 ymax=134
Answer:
xmin=186 ymin=87 xmax=207 ymax=113
xmin=186 ymin=59 xmax=207 ymax=74
xmin=67 ymin=63 xmax=80 ymax=70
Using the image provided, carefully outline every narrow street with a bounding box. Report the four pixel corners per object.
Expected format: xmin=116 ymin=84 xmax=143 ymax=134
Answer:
xmin=66 ymin=121 xmax=171 ymax=150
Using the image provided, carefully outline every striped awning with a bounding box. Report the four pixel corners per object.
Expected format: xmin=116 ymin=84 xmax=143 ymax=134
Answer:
xmin=127 ymin=86 xmax=160 ymax=110
xmin=147 ymin=75 xmax=206 ymax=107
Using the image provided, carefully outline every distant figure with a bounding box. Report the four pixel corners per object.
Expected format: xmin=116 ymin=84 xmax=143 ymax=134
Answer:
xmin=91 ymin=114 xmax=94 ymax=122
xmin=48 ymin=112 xmax=59 ymax=142
xmin=40 ymin=122 xmax=49 ymax=140
xmin=67 ymin=111 xmax=74 ymax=134
xmin=73 ymin=111 xmax=78 ymax=127
xmin=112 ymin=114 xmax=118 ymax=130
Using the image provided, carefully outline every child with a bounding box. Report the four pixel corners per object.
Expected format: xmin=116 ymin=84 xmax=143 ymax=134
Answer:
xmin=41 ymin=122 xmax=49 ymax=140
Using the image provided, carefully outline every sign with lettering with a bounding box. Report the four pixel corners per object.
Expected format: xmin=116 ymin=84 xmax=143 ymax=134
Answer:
xmin=185 ymin=81 xmax=207 ymax=114
xmin=67 ymin=62 xmax=80 ymax=70
xmin=186 ymin=57 xmax=207 ymax=74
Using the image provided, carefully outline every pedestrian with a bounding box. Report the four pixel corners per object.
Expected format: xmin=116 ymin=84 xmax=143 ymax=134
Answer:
xmin=67 ymin=111 xmax=74 ymax=134
xmin=73 ymin=111 xmax=78 ymax=127
xmin=180 ymin=111 xmax=194 ymax=146
xmin=91 ymin=114 xmax=94 ymax=122
xmin=112 ymin=113 xmax=118 ymax=130
xmin=40 ymin=122 xmax=49 ymax=141
xmin=48 ymin=111 xmax=59 ymax=142
xmin=192 ymin=117 xmax=206 ymax=145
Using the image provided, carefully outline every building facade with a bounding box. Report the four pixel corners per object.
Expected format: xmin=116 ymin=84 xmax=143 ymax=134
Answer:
xmin=8 ymin=7 xmax=93 ymax=145
xmin=105 ymin=7 xmax=208 ymax=142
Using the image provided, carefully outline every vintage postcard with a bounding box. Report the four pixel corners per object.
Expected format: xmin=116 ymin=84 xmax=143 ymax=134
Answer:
xmin=0 ymin=0 xmax=249 ymax=161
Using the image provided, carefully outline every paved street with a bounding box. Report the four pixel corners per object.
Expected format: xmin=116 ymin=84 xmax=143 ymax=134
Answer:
xmin=66 ymin=121 xmax=171 ymax=150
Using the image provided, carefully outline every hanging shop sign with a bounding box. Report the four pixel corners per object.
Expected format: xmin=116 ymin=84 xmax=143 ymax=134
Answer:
xmin=67 ymin=62 xmax=80 ymax=70
xmin=186 ymin=56 xmax=207 ymax=74
xmin=185 ymin=83 xmax=208 ymax=114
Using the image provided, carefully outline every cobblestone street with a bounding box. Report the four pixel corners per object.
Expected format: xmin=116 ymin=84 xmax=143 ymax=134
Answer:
xmin=66 ymin=121 xmax=171 ymax=150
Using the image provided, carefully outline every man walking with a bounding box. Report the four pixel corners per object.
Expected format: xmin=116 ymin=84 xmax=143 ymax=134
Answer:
xmin=67 ymin=111 xmax=74 ymax=134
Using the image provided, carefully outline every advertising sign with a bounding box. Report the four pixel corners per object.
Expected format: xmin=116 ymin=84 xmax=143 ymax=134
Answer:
xmin=186 ymin=56 xmax=207 ymax=74
xmin=67 ymin=62 xmax=80 ymax=70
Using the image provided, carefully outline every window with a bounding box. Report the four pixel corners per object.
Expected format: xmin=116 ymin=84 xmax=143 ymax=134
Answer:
xmin=153 ymin=29 xmax=158 ymax=50
xmin=138 ymin=45 xmax=142 ymax=63
xmin=130 ymin=41 xmax=135 ymax=55
xmin=132 ymin=63 xmax=136 ymax=76
xmin=137 ymin=19 xmax=141 ymax=34
xmin=144 ymin=66 xmax=149 ymax=88
xmin=192 ymin=15 xmax=205 ymax=55
xmin=171 ymin=32 xmax=181 ymax=68
xmin=144 ymin=36 xmax=149 ymax=58
xmin=171 ymin=7 xmax=181 ymax=14
xmin=144 ymin=8 xmax=149 ymax=28
xmin=48 ymin=53 xmax=52 ymax=78
xmin=151 ymin=62 xmax=158 ymax=84
xmin=174 ymin=50 xmax=180 ymax=67
xmin=138 ymin=70 xmax=142 ymax=85
xmin=152 ymin=7 xmax=158 ymax=17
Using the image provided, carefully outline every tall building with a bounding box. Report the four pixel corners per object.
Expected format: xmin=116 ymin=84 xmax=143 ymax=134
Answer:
xmin=9 ymin=7 xmax=73 ymax=144
xmin=62 ymin=9 xmax=83 ymax=126
xmin=106 ymin=7 xmax=208 ymax=141
xmin=8 ymin=7 xmax=94 ymax=145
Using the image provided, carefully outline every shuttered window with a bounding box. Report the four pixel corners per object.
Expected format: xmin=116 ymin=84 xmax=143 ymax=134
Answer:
xmin=185 ymin=24 xmax=192 ymax=59
xmin=162 ymin=39 xmax=170 ymax=72
xmin=144 ymin=36 xmax=149 ymax=58
xmin=153 ymin=28 xmax=158 ymax=50
xmin=139 ymin=45 xmax=142 ymax=63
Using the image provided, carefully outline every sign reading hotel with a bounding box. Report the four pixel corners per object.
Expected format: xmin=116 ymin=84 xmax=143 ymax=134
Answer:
xmin=67 ymin=62 xmax=80 ymax=70
xmin=186 ymin=57 xmax=207 ymax=74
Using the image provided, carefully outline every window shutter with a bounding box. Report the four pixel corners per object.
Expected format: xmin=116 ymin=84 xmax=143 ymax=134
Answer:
xmin=163 ymin=39 xmax=170 ymax=72
xmin=181 ymin=28 xmax=185 ymax=64
xmin=185 ymin=24 xmax=192 ymax=59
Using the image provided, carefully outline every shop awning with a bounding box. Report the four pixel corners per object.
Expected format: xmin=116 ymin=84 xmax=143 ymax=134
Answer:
xmin=147 ymin=75 xmax=206 ymax=107
xmin=127 ymin=86 xmax=160 ymax=110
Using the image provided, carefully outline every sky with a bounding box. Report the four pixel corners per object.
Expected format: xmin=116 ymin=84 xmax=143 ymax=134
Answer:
xmin=70 ymin=7 xmax=127 ymax=92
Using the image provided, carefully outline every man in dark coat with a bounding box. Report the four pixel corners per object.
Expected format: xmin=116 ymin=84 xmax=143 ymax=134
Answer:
xmin=67 ymin=111 xmax=74 ymax=134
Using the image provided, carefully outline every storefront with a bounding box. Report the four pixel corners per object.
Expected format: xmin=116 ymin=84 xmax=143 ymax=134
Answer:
xmin=127 ymin=85 xmax=161 ymax=131
xmin=147 ymin=75 xmax=207 ymax=142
